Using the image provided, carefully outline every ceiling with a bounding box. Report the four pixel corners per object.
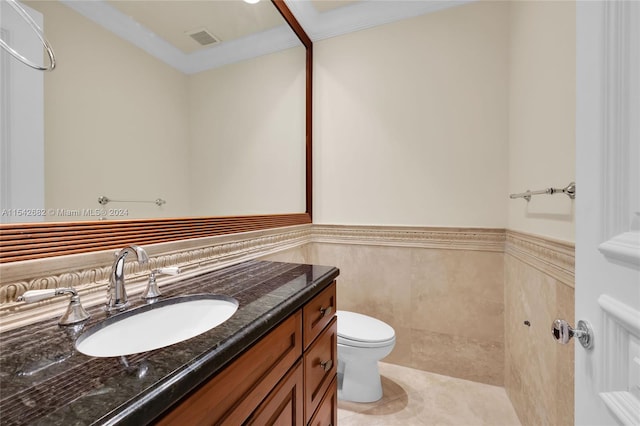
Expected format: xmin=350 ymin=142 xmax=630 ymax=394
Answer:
xmin=57 ymin=0 xmax=472 ymax=74
xmin=107 ymin=0 xmax=285 ymax=54
xmin=310 ymin=1 xmax=360 ymax=14
xmin=287 ymin=0 xmax=474 ymax=41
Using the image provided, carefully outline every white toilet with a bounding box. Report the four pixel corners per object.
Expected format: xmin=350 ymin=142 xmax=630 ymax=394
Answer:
xmin=336 ymin=310 xmax=396 ymax=403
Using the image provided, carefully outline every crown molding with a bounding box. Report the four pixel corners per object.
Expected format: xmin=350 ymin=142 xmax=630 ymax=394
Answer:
xmin=60 ymin=0 xmax=301 ymax=74
xmin=60 ymin=0 xmax=475 ymax=73
xmin=283 ymin=0 xmax=474 ymax=42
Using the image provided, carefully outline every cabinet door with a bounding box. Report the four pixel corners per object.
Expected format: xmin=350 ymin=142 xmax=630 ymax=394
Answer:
xmin=245 ymin=361 xmax=304 ymax=426
xmin=303 ymin=281 xmax=336 ymax=350
xmin=308 ymin=376 xmax=337 ymax=426
xmin=157 ymin=311 xmax=302 ymax=426
xmin=304 ymin=317 xmax=337 ymax=423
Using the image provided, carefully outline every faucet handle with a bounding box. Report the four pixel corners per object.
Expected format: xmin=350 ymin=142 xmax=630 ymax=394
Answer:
xmin=17 ymin=287 xmax=91 ymax=326
xmin=156 ymin=267 xmax=180 ymax=276
xmin=142 ymin=267 xmax=181 ymax=299
xmin=17 ymin=289 xmax=58 ymax=303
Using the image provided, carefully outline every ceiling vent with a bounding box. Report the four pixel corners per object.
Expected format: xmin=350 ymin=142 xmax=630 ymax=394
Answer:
xmin=186 ymin=28 xmax=221 ymax=46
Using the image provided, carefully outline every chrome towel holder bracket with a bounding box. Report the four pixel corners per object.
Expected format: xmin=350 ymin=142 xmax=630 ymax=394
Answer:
xmin=509 ymin=182 xmax=576 ymax=202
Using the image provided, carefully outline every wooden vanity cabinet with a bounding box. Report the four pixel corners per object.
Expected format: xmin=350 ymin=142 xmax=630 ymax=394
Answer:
xmin=157 ymin=281 xmax=337 ymax=426
xmin=308 ymin=376 xmax=338 ymax=426
xmin=302 ymin=283 xmax=336 ymax=349
xmin=303 ymin=317 xmax=337 ymax=423
xmin=245 ymin=361 xmax=304 ymax=425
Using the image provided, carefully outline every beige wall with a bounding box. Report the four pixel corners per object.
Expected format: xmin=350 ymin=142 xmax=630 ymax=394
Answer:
xmin=311 ymin=1 xmax=576 ymax=424
xmin=188 ymin=46 xmax=306 ymax=216
xmin=505 ymin=2 xmax=576 ymax=425
xmin=507 ymin=0 xmax=576 ymax=243
xmin=32 ymin=1 xmax=305 ymax=220
xmin=306 ymin=0 xmax=512 ymax=384
xmin=313 ymin=1 xmax=509 ymax=228
xmin=313 ymin=0 xmax=575 ymax=235
xmin=35 ymin=1 xmax=192 ymax=219
xmin=308 ymin=0 xmax=511 ymax=385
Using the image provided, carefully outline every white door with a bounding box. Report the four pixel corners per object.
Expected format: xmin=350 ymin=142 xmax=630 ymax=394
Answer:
xmin=575 ymin=1 xmax=640 ymax=425
xmin=0 ymin=0 xmax=45 ymax=223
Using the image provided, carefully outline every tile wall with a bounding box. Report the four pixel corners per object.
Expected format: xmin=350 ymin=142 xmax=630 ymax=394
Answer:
xmin=265 ymin=225 xmax=506 ymax=386
xmin=264 ymin=226 xmax=576 ymax=425
xmin=311 ymin=243 xmax=505 ymax=386
xmin=2 ymin=224 xmax=574 ymax=424
xmin=504 ymin=231 xmax=575 ymax=426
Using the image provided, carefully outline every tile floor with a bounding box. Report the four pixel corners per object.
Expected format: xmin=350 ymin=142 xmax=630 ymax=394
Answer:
xmin=338 ymin=362 xmax=521 ymax=426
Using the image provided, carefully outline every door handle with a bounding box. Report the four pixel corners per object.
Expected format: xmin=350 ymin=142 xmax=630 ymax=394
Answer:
xmin=551 ymin=319 xmax=594 ymax=349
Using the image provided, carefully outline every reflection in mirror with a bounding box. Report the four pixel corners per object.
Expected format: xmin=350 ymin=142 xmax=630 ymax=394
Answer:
xmin=1 ymin=0 xmax=305 ymax=224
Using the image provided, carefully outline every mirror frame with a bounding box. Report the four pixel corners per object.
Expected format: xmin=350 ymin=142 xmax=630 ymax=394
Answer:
xmin=0 ymin=0 xmax=312 ymax=263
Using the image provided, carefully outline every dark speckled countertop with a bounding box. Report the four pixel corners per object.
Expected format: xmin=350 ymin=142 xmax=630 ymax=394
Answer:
xmin=0 ymin=260 xmax=339 ymax=425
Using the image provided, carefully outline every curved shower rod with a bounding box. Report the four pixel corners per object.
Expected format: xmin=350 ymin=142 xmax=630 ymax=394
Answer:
xmin=0 ymin=0 xmax=56 ymax=71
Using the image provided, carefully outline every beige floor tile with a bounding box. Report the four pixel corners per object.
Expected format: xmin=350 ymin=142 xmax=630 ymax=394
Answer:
xmin=338 ymin=362 xmax=520 ymax=426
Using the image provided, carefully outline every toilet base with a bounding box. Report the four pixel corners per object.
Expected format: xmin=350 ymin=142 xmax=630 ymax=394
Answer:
xmin=337 ymin=358 xmax=383 ymax=403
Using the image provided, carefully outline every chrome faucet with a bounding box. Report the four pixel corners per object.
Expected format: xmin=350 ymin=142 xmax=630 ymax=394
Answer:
xmin=17 ymin=287 xmax=91 ymax=325
xmin=107 ymin=244 xmax=149 ymax=312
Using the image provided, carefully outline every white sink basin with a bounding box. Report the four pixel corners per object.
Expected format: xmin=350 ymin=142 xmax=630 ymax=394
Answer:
xmin=75 ymin=294 xmax=238 ymax=358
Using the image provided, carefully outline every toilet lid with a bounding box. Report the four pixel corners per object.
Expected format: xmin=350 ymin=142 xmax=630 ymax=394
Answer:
xmin=337 ymin=310 xmax=395 ymax=344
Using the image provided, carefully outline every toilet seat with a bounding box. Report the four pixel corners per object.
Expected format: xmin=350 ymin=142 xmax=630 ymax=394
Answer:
xmin=338 ymin=334 xmax=395 ymax=348
xmin=337 ymin=310 xmax=395 ymax=348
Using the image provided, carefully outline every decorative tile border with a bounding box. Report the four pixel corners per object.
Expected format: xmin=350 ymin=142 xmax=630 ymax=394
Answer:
xmin=312 ymin=225 xmax=506 ymax=252
xmin=0 ymin=225 xmax=574 ymax=330
xmin=0 ymin=224 xmax=311 ymax=331
xmin=505 ymin=230 xmax=575 ymax=288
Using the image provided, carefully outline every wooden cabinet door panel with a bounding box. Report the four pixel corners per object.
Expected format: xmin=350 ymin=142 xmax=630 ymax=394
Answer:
xmin=302 ymin=282 xmax=336 ymax=350
xmin=303 ymin=317 xmax=337 ymax=423
xmin=157 ymin=311 xmax=302 ymax=426
xmin=308 ymin=376 xmax=337 ymax=426
xmin=245 ymin=361 xmax=304 ymax=426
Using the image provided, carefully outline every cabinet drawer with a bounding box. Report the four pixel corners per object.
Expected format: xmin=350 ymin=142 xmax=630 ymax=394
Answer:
xmin=303 ymin=281 xmax=336 ymax=350
xmin=157 ymin=311 xmax=302 ymax=426
xmin=308 ymin=376 xmax=337 ymax=426
xmin=304 ymin=317 xmax=337 ymax=423
xmin=245 ymin=360 xmax=304 ymax=425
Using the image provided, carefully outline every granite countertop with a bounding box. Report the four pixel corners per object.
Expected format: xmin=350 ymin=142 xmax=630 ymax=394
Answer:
xmin=0 ymin=260 xmax=339 ymax=425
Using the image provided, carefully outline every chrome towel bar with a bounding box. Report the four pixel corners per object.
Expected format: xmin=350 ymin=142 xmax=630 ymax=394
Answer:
xmin=509 ymin=182 xmax=576 ymax=202
xmin=98 ymin=196 xmax=166 ymax=206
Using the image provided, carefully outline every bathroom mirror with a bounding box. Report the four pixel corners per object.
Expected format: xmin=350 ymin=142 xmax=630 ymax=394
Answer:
xmin=0 ymin=0 xmax=312 ymax=262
